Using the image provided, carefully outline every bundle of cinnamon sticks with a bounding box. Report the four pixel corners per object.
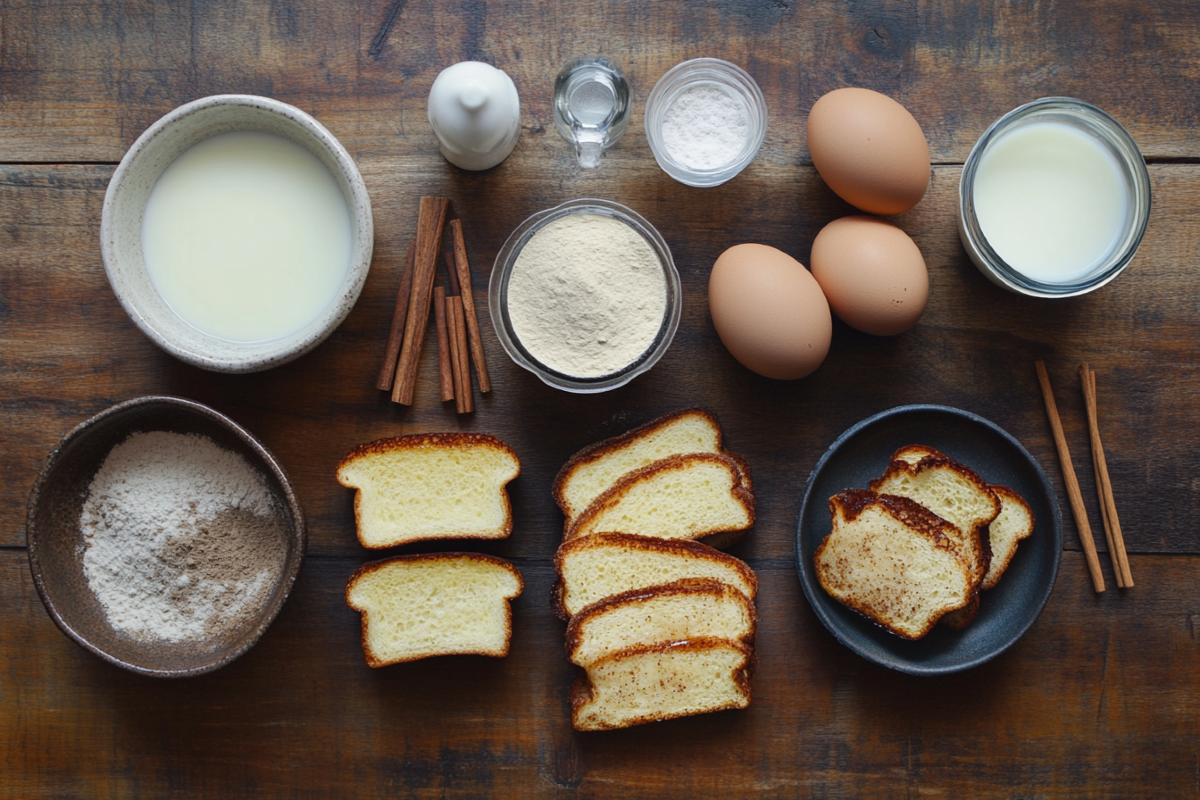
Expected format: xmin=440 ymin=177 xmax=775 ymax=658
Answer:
xmin=376 ymin=196 xmax=490 ymax=413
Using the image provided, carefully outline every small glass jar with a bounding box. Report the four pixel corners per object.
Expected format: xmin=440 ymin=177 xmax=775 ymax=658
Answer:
xmin=958 ymin=97 xmax=1151 ymax=298
xmin=644 ymin=58 xmax=768 ymax=188
xmin=488 ymin=199 xmax=682 ymax=394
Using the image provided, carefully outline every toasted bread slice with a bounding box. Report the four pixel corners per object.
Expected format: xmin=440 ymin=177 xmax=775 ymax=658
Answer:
xmin=938 ymin=594 xmax=980 ymax=631
xmin=345 ymin=553 xmax=523 ymax=667
xmin=553 ymin=409 xmax=725 ymax=526
xmin=337 ymin=433 xmax=520 ymax=548
xmin=565 ymin=578 xmax=756 ymax=668
xmin=982 ymin=484 xmax=1034 ymax=590
xmin=570 ymin=638 xmax=754 ymax=731
xmin=563 ymin=453 xmax=755 ymax=547
xmin=553 ymin=532 xmax=758 ymax=619
xmin=815 ymin=489 xmax=973 ymax=640
xmin=869 ymin=447 xmax=999 ymax=587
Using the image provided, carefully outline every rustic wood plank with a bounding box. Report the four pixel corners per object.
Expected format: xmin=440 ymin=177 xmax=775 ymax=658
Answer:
xmin=3 ymin=549 xmax=1197 ymax=797
xmin=1 ymin=1 xmax=1199 ymax=163
xmin=3 ymin=163 xmax=1197 ymax=560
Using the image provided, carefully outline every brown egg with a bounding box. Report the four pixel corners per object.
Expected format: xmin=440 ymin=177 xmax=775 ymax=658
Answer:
xmin=810 ymin=216 xmax=928 ymax=336
xmin=708 ymin=243 xmax=832 ymax=380
xmin=807 ymin=87 xmax=931 ymax=216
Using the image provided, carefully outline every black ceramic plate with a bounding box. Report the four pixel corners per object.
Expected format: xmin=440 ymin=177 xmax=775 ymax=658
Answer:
xmin=795 ymin=405 xmax=1062 ymax=675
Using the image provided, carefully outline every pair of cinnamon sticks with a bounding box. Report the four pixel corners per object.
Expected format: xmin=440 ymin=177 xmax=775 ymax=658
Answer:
xmin=1034 ymin=361 xmax=1133 ymax=592
xmin=376 ymin=196 xmax=490 ymax=412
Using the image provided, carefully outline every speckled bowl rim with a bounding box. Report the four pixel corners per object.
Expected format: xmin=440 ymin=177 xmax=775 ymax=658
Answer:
xmin=100 ymin=94 xmax=374 ymax=373
xmin=26 ymin=395 xmax=307 ymax=678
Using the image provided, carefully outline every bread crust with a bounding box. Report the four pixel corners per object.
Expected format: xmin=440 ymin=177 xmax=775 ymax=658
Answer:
xmin=551 ymin=532 xmax=759 ymax=620
xmin=337 ymin=432 xmax=519 ymax=473
xmin=345 ymin=552 xmax=524 ymax=668
xmin=562 ymin=452 xmax=755 ymax=546
xmin=551 ymin=408 xmax=723 ymax=518
xmin=336 ymin=433 xmax=520 ymax=548
xmin=564 ymin=577 xmax=758 ymax=663
xmin=568 ymin=637 xmax=755 ymax=731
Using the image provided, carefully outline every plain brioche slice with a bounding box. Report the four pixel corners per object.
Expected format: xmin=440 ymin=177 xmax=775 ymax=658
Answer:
xmin=815 ymin=489 xmax=973 ymax=640
xmin=337 ymin=433 xmax=519 ymax=548
xmin=345 ymin=553 xmax=523 ymax=667
xmin=553 ymin=409 xmax=724 ymax=526
xmin=982 ymin=484 xmax=1035 ymax=590
xmin=565 ymin=578 xmax=756 ymax=668
xmin=553 ymin=532 xmax=758 ymax=619
xmin=570 ymin=638 xmax=754 ymax=731
xmin=869 ymin=448 xmax=999 ymax=587
xmin=564 ymin=453 xmax=755 ymax=547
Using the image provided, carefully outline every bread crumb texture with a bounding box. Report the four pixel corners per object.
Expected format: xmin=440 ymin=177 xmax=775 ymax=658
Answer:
xmin=815 ymin=490 xmax=972 ymax=639
xmin=571 ymin=639 xmax=752 ymax=730
xmin=554 ymin=409 xmax=723 ymax=523
xmin=555 ymin=532 xmax=757 ymax=618
xmin=567 ymin=453 xmax=753 ymax=542
xmin=337 ymin=433 xmax=519 ymax=548
xmin=346 ymin=554 xmax=522 ymax=667
xmin=567 ymin=578 xmax=755 ymax=668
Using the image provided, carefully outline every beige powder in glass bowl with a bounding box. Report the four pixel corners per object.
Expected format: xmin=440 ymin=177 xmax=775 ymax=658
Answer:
xmin=489 ymin=199 xmax=681 ymax=393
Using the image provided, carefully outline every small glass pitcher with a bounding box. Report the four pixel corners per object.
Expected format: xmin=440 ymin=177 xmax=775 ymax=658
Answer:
xmin=553 ymin=57 xmax=631 ymax=168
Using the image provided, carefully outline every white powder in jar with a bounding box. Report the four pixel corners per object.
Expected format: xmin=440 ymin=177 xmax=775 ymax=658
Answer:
xmin=661 ymin=83 xmax=750 ymax=170
xmin=506 ymin=213 xmax=667 ymax=378
xmin=80 ymin=430 xmax=286 ymax=643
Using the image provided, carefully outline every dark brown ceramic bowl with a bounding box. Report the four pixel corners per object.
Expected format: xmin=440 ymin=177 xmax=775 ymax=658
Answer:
xmin=26 ymin=396 xmax=306 ymax=678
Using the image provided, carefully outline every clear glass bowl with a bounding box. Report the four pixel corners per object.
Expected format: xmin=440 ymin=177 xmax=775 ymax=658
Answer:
xmin=644 ymin=58 xmax=768 ymax=188
xmin=488 ymin=198 xmax=682 ymax=393
xmin=958 ymin=97 xmax=1151 ymax=298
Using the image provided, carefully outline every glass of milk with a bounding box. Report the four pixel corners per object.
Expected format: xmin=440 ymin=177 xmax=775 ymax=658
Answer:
xmin=958 ymin=97 xmax=1150 ymax=298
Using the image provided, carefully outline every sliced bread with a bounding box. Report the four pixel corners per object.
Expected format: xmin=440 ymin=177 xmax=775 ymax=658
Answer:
xmin=553 ymin=408 xmax=724 ymax=526
xmin=869 ymin=448 xmax=999 ymax=587
xmin=815 ymin=489 xmax=973 ymax=640
xmin=565 ymin=578 xmax=756 ymax=668
xmin=553 ymin=532 xmax=758 ymax=619
xmin=345 ymin=553 xmax=523 ymax=667
xmin=563 ymin=453 xmax=755 ymax=547
xmin=570 ymin=638 xmax=754 ymax=731
xmin=982 ymin=484 xmax=1035 ymax=590
xmin=336 ymin=433 xmax=520 ymax=548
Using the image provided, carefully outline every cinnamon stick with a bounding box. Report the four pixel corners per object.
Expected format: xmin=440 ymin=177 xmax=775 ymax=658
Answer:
xmin=434 ymin=286 xmax=454 ymax=402
xmin=453 ymin=296 xmax=474 ymax=414
xmin=446 ymin=295 xmax=473 ymax=414
xmin=392 ymin=196 xmax=450 ymax=405
xmin=444 ymin=294 xmax=463 ymax=408
xmin=445 ymin=251 xmax=461 ymax=297
xmin=450 ymin=219 xmax=492 ymax=393
xmin=375 ymin=239 xmax=416 ymax=391
xmin=1035 ymin=361 xmax=1105 ymax=593
xmin=1091 ymin=448 xmax=1120 ymax=585
xmin=1081 ymin=365 xmax=1134 ymax=588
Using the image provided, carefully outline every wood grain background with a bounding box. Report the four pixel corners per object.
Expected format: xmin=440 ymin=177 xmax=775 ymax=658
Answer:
xmin=3 ymin=0 xmax=1199 ymax=797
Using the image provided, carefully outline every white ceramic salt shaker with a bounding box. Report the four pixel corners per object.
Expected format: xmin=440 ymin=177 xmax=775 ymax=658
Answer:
xmin=427 ymin=61 xmax=521 ymax=171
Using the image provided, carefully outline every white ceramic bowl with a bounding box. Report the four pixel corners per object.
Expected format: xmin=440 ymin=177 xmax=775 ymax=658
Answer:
xmin=101 ymin=95 xmax=374 ymax=372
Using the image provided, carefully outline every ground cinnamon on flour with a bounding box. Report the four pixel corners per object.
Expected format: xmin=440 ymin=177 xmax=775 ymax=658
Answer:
xmin=80 ymin=430 xmax=286 ymax=643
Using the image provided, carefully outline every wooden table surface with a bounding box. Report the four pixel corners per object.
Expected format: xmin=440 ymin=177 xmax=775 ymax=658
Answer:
xmin=3 ymin=1 xmax=1199 ymax=797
